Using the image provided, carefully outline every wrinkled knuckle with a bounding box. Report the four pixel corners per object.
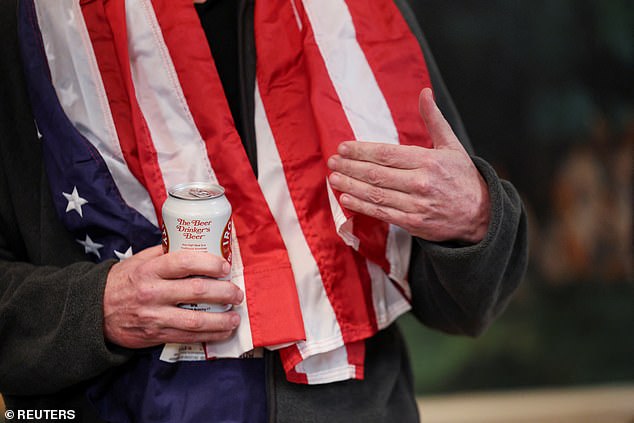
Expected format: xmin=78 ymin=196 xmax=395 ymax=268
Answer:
xmin=367 ymin=186 xmax=385 ymax=205
xmin=376 ymin=145 xmax=394 ymax=164
xmin=189 ymin=278 xmax=208 ymax=297
xmin=141 ymin=325 xmax=159 ymax=340
xmin=412 ymin=177 xmax=429 ymax=195
xmin=413 ymin=197 xmax=428 ymax=213
xmin=372 ymin=206 xmax=390 ymax=221
xmin=137 ymin=312 xmax=156 ymax=328
xmin=418 ymin=154 xmax=435 ymax=171
xmin=135 ymin=282 xmax=155 ymax=305
xmin=130 ymin=264 xmax=150 ymax=285
xmin=183 ymin=313 xmax=205 ymax=331
xmin=173 ymin=251 xmax=195 ymax=272
xmin=405 ymin=213 xmax=425 ymax=231
xmin=367 ymin=167 xmax=384 ymax=185
xmin=427 ymin=157 xmax=443 ymax=173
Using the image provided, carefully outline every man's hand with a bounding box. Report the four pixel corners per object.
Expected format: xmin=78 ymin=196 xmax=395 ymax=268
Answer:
xmin=103 ymin=245 xmax=243 ymax=349
xmin=327 ymin=87 xmax=490 ymax=244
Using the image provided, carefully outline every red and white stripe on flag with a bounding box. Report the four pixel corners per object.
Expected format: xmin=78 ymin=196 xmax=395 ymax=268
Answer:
xmin=254 ymin=0 xmax=431 ymax=381
xmin=36 ymin=0 xmax=432 ymax=384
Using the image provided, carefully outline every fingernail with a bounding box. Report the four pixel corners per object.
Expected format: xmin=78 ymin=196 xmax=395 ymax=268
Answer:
xmin=222 ymin=262 xmax=231 ymax=275
xmin=329 ymin=172 xmax=341 ymax=185
xmin=231 ymin=314 xmax=240 ymax=327
xmin=327 ymin=156 xmax=337 ymax=169
xmin=338 ymin=143 xmax=349 ymax=155
xmin=340 ymin=194 xmax=350 ymax=204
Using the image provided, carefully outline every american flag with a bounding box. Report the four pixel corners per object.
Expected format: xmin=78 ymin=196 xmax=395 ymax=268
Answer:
xmin=19 ymin=0 xmax=432 ymax=384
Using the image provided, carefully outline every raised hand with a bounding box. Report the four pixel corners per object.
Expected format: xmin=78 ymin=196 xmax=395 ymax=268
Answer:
xmin=103 ymin=245 xmax=243 ymax=349
xmin=327 ymin=87 xmax=490 ymax=244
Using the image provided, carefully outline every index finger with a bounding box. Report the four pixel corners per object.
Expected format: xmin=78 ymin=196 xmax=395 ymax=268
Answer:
xmin=148 ymin=250 xmax=231 ymax=280
xmin=336 ymin=141 xmax=427 ymax=169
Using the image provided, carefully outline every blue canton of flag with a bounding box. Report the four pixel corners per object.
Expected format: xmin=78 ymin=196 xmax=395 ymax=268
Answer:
xmin=18 ymin=0 xmax=161 ymax=263
xmin=16 ymin=3 xmax=269 ymax=423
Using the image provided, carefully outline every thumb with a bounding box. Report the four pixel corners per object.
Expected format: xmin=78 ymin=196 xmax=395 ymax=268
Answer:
xmin=418 ymin=87 xmax=461 ymax=150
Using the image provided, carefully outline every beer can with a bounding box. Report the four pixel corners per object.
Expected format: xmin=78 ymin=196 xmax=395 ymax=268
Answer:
xmin=161 ymin=182 xmax=233 ymax=312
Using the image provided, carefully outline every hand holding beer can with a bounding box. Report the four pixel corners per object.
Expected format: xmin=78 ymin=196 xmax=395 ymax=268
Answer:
xmin=161 ymin=182 xmax=233 ymax=312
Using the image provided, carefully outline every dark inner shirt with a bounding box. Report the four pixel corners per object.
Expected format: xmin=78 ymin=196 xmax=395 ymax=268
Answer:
xmin=195 ymin=0 xmax=244 ymax=140
xmin=86 ymin=4 xmax=268 ymax=420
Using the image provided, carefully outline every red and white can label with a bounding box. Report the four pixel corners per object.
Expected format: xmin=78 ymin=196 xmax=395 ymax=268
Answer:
xmin=162 ymin=182 xmax=233 ymax=312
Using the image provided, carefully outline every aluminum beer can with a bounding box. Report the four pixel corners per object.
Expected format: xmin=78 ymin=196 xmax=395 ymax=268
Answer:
xmin=161 ymin=182 xmax=233 ymax=312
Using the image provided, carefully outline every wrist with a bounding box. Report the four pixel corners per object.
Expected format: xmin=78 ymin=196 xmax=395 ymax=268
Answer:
xmin=462 ymin=172 xmax=491 ymax=245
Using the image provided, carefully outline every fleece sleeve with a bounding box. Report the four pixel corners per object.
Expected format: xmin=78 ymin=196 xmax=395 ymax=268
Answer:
xmin=395 ymin=0 xmax=529 ymax=335
xmin=0 ymin=1 xmax=132 ymax=394
xmin=0 ymin=137 xmax=132 ymax=395
xmin=408 ymin=157 xmax=528 ymax=336
xmin=0 ymin=258 xmax=132 ymax=395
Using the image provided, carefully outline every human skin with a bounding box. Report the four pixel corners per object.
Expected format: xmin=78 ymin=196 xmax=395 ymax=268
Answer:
xmin=102 ymin=89 xmax=490 ymax=349
xmin=103 ymin=245 xmax=243 ymax=348
xmin=327 ymin=88 xmax=491 ymax=245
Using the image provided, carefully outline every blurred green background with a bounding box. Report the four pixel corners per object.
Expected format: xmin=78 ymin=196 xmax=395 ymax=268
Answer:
xmin=400 ymin=0 xmax=633 ymax=395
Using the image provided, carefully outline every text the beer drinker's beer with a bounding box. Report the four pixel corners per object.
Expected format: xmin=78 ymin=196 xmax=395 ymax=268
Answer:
xmin=161 ymin=182 xmax=233 ymax=312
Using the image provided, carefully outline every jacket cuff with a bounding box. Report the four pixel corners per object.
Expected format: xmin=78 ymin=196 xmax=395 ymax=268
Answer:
xmin=89 ymin=259 xmax=135 ymax=362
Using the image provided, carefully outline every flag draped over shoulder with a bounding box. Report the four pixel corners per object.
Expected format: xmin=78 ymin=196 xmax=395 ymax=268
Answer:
xmin=19 ymin=0 xmax=432 ymax=384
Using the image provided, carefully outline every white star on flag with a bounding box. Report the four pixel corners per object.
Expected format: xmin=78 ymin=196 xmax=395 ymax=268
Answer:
xmin=63 ymin=186 xmax=88 ymax=217
xmin=77 ymin=234 xmax=104 ymax=259
xmin=114 ymin=247 xmax=133 ymax=261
